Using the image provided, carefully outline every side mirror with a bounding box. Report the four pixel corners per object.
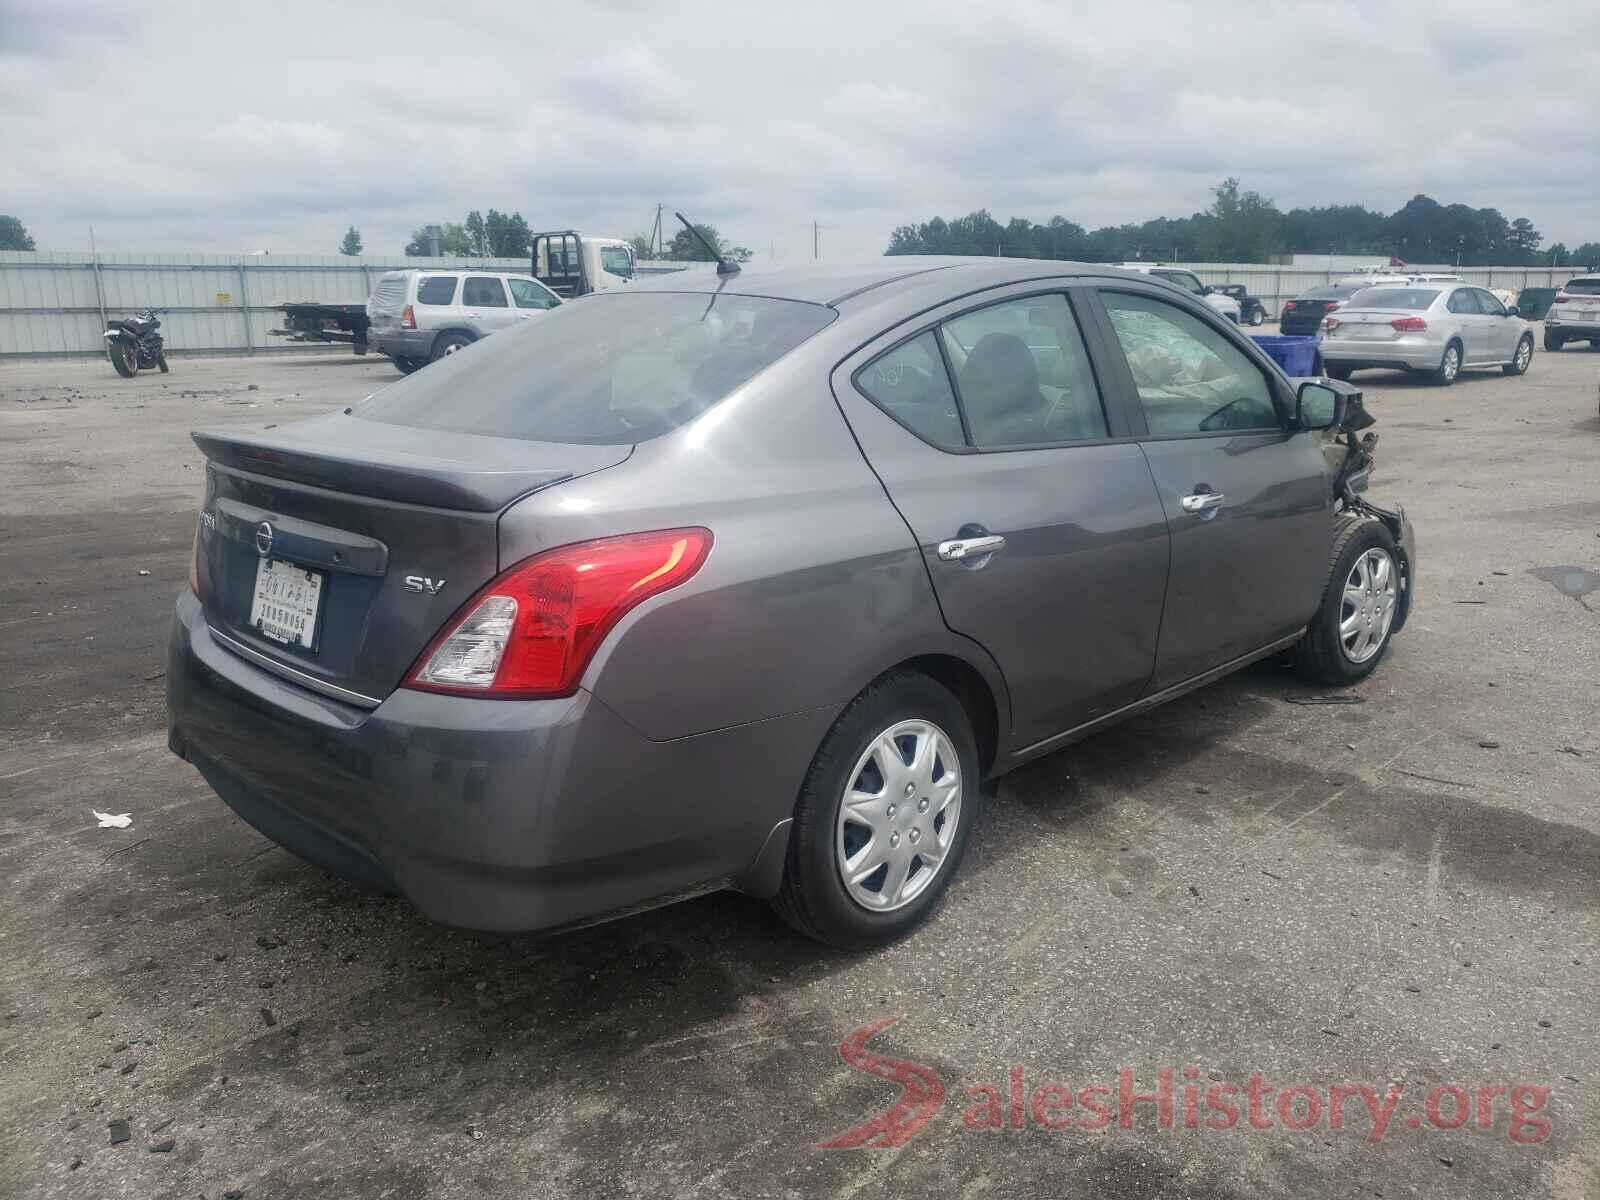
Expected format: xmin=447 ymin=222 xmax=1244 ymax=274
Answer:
xmin=1296 ymin=379 xmax=1348 ymax=431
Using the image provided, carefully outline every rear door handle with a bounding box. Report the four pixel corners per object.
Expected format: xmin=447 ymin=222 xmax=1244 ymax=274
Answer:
xmin=937 ymin=534 xmax=1006 ymax=561
xmin=1180 ymin=492 xmax=1225 ymax=514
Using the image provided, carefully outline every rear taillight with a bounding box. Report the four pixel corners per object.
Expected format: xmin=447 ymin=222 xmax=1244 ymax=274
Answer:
xmin=1323 ymin=317 xmax=1341 ymax=333
xmin=404 ymin=528 xmax=713 ymax=699
xmin=1282 ymin=301 xmax=1297 ymax=313
xmin=1390 ymin=316 xmax=1427 ymax=332
xmin=401 ymin=304 xmax=416 ymax=329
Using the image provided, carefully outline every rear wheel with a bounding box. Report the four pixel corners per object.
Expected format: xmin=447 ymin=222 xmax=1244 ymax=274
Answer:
xmin=393 ymin=355 xmax=425 ymax=374
xmin=109 ymin=341 xmax=136 ymax=377
xmin=772 ymin=671 xmax=978 ymax=949
xmin=1291 ymin=517 xmax=1401 ymax=686
xmin=1430 ymin=340 xmax=1461 ymax=386
xmin=1325 ymin=364 xmax=1352 ymax=381
xmin=430 ymin=332 xmax=474 ymax=362
xmin=1248 ymin=307 xmax=1265 ymax=326
xmin=1503 ymin=336 xmax=1532 ymax=376
xmin=1544 ymin=331 xmax=1564 ymax=352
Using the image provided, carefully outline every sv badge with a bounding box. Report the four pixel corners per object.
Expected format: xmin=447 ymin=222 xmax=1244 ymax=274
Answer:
xmin=403 ymin=575 xmax=446 ymax=595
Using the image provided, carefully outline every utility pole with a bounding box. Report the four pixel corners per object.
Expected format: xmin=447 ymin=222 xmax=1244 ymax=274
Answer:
xmin=651 ymin=204 xmax=664 ymax=258
xmin=813 ymin=221 xmax=819 ymax=260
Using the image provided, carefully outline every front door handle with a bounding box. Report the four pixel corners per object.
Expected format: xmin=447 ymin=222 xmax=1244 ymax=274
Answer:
xmin=1180 ymin=492 xmax=1225 ymax=514
xmin=938 ymin=534 xmax=1006 ymax=561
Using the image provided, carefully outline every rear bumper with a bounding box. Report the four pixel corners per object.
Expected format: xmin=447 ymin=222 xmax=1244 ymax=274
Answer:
xmin=165 ymin=590 xmax=831 ymax=932
xmin=1545 ymin=318 xmax=1600 ymax=338
xmin=1321 ymin=336 xmax=1442 ymax=371
xmin=370 ymin=329 xmax=434 ymax=358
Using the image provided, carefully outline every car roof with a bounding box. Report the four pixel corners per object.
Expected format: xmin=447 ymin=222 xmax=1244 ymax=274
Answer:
xmin=622 ymin=257 xmax=1153 ymax=307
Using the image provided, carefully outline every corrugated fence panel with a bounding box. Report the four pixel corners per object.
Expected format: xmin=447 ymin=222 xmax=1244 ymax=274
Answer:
xmin=0 ymin=252 xmax=1588 ymax=358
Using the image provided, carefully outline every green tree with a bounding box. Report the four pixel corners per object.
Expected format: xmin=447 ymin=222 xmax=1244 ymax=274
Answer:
xmin=666 ymin=222 xmax=751 ymax=263
xmin=1573 ymin=242 xmax=1600 ymax=269
xmin=339 ymin=225 xmax=363 ymax=256
xmin=463 ymin=210 xmax=488 ymax=256
xmin=482 ymin=210 xmax=532 ymax=258
xmin=404 ymin=223 xmax=474 ymax=256
xmin=1507 ymin=217 xmax=1541 ymax=265
xmin=0 ymin=215 xmax=35 ymax=251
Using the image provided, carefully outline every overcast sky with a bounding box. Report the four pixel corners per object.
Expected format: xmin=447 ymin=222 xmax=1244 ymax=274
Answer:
xmin=5 ymin=0 xmax=1598 ymax=261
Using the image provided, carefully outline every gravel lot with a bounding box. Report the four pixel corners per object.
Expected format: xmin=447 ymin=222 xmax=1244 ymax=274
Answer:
xmin=2 ymin=342 xmax=1597 ymax=1200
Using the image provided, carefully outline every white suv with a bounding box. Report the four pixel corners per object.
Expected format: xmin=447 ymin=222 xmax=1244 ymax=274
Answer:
xmin=1115 ymin=263 xmax=1241 ymax=322
xmin=367 ymin=269 xmax=562 ymax=374
xmin=1544 ymin=275 xmax=1600 ymax=351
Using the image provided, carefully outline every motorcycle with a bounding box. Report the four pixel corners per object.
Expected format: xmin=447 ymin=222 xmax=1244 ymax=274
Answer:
xmin=104 ymin=308 xmax=168 ymax=377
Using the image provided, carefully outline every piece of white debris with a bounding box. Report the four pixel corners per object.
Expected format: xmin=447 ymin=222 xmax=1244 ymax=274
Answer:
xmin=137 ymin=569 xmax=151 ymax=576
xmin=93 ymin=811 xmax=133 ymax=829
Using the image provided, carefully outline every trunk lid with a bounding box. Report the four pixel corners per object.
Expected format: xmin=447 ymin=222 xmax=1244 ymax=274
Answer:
xmin=193 ymin=411 xmax=630 ymax=704
xmin=1328 ymin=311 xmax=1402 ymax=342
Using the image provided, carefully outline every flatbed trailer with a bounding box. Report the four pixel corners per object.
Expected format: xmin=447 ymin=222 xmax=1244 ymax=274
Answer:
xmin=270 ymin=302 xmax=371 ymax=354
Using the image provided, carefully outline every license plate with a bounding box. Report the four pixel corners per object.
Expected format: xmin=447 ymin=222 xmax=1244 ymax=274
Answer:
xmin=249 ymin=558 xmax=325 ymax=648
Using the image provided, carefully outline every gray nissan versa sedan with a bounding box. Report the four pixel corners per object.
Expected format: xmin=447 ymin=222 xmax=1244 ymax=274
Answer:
xmin=166 ymin=257 xmax=1415 ymax=948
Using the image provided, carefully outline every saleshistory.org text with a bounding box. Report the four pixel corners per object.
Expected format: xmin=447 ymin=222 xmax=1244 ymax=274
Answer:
xmin=820 ymin=1018 xmax=1554 ymax=1149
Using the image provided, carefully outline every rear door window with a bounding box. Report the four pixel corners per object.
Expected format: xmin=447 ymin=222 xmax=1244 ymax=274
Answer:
xmin=939 ymin=295 xmax=1108 ymax=446
xmin=1447 ymin=289 xmax=1481 ymax=315
xmin=462 ymin=277 xmax=509 ymax=307
xmin=416 ymin=276 xmax=458 ymax=305
xmin=1100 ymin=291 xmax=1280 ymax=435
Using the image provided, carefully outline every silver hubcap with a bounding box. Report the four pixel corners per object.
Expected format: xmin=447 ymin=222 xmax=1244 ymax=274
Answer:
xmin=444 ymin=341 xmax=463 ymax=354
xmin=1442 ymin=347 xmax=1459 ymax=379
xmin=836 ymin=719 xmax=961 ymax=912
xmin=1340 ymin=548 xmax=1397 ymax=664
xmin=1516 ymin=341 xmax=1530 ymax=370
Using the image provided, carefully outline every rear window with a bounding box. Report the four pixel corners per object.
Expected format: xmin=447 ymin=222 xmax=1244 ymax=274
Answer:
xmin=1350 ymin=287 xmax=1438 ymax=310
xmin=355 ymin=293 xmax=836 ymax=445
xmin=1301 ymin=286 xmax=1360 ymax=300
xmin=1564 ymin=278 xmax=1600 ymax=295
xmin=416 ymin=276 xmax=457 ymax=305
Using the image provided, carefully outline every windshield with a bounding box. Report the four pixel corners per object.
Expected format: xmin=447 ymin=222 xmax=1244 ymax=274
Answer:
xmin=1563 ymin=278 xmax=1600 ymax=295
xmin=356 ymin=293 xmax=835 ymax=445
xmin=1349 ymin=287 xmax=1439 ymax=310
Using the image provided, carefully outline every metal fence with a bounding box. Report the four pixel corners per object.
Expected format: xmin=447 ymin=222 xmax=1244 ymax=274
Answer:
xmin=0 ymin=251 xmax=1586 ymax=359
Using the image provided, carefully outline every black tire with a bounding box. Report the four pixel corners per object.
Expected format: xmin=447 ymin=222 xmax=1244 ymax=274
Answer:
xmin=109 ymin=341 xmax=137 ymax=378
xmin=1291 ymin=516 xmax=1402 ymax=686
xmin=1543 ymin=331 xmax=1564 ymax=352
xmin=430 ymin=332 xmax=474 ymax=362
xmin=1503 ymin=335 xmax=1532 ymax=376
xmin=1325 ymin=364 xmax=1353 ymax=381
xmin=1430 ymin=340 xmax=1462 ymax=386
xmin=772 ymin=671 xmax=980 ymax=949
xmin=157 ymin=354 xmax=170 ymax=374
xmin=393 ymin=355 xmax=425 ymax=375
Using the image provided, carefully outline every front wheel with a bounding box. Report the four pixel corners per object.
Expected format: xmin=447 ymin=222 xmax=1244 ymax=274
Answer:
xmin=772 ymin=671 xmax=979 ymax=949
xmin=1503 ymin=336 xmax=1532 ymax=376
xmin=1249 ymin=308 xmax=1265 ymax=327
xmin=157 ymin=353 xmax=170 ymax=374
xmin=1430 ymin=341 xmax=1461 ymax=386
xmin=109 ymin=340 xmax=137 ymax=377
xmin=1291 ymin=517 xmax=1402 ymax=686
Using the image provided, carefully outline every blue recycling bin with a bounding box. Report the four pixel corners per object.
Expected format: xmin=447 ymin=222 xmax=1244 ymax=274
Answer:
xmin=1249 ymin=334 xmax=1320 ymax=377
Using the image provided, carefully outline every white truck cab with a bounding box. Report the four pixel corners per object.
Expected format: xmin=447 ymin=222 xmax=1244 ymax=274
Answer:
xmin=532 ymin=232 xmax=637 ymax=297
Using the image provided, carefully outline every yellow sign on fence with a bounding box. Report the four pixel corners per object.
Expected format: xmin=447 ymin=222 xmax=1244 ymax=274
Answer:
xmin=215 ymin=292 xmax=232 ymax=305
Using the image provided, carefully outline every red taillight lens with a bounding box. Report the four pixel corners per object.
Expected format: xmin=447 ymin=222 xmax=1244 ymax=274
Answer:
xmin=1282 ymin=301 xmax=1297 ymax=313
xmin=1390 ymin=316 xmax=1427 ymax=332
xmin=404 ymin=528 xmax=713 ymax=699
xmin=401 ymin=303 xmax=416 ymax=329
xmin=1323 ymin=317 xmax=1341 ymax=332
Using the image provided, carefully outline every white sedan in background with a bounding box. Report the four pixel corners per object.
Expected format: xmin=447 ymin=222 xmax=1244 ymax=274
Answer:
xmin=1319 ymin=283 xmax=1534 ymax=386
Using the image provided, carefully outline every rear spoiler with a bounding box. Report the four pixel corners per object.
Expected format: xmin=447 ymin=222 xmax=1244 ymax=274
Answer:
xmin=191 ymin=414 xmax=629 ymax=512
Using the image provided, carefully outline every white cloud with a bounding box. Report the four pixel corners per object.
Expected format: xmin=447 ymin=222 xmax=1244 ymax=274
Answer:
xmin=1 ymin=0 xmax=1596 ymax=259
